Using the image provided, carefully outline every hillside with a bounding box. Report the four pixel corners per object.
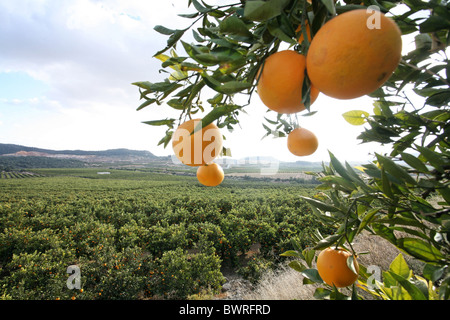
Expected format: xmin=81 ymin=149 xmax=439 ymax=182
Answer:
xmin=0 ymin=143 xmax=327 ymax=173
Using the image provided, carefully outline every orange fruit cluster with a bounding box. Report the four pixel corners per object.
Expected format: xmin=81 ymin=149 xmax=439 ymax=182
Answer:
xmin=256 ymin=9 xmax=401 ymax=158
xmin=171 ymin=9 xmax=402 ymax=187
xmin=172 ymin=118 xmax=225 ymax=187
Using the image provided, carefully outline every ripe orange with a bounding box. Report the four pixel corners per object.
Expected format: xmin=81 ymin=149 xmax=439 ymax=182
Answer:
xmin=257 ymin=50 xmax=319 ymax=114
xmin=172 ymin=118 xmax=223 ymax=167
xmin=287 ymin=127 xmax=318 ymax=156
xmin=196 ymin=163 xmax=224 ymax=187
xmin=306 ymin=9 xmax=402 ymax=99
xmin=316 ymin=247 xmax=359 ymax=288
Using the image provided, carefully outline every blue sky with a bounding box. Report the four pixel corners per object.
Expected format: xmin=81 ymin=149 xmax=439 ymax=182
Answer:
xmin=0 ymin=0 xmax=409 ymax=162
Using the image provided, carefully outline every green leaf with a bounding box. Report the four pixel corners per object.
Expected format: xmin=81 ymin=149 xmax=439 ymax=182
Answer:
xmin=422 ymin=264 xmax=446 ymax=283
xmin=192 ymin=104 xmax=241 ymax=134
xmin=142 ymin=119 xmax=175 ymax=127
xmin=400 ymin=152 xmax=430 ymax=173
xmin=154 ymin=25 xmax=176 ymax=35
xmin=313 ymin=288 xmax=332 ymax=299
xmin=313 ymin=234 xmax=342 ymax=250
xmin=302 ymin=196 xmax=341 ymax=213
xmin=302 ymin=248 xmax=316 ymax=268
xmin=376 ymin=153 xmax=417 ymax=185
xmin=372 ymin=224 xmax=397 ymax=245
xmin=397 ymin=238 xmax=444 ymax=263
xmin=136 ymin=98 xmax=157 ymax=111
xmin=346 ymin=255 xmax=358 ymax=276
xmin=219 ymin=16 xmax=252 ymax=37
xmin=358 ymin=208 xmax=380 ymax=233
xmin=280 ymin=250 xmax=301 ymax=258
xmin=416 ymin=145 xmax=446 ymax=173
xmin=328 ymin=151 xmax=354 ymax=181
xmin=389 ymin=254 xmax=412 ymax=280
xmin=342 ymin=110 xmax=370 ymax=126
xmin=166 ymin=99 xmax=186 ymax=110
xmin=202 ymin=74 xmax=252 ymax=94
xmin=288 ymin=260 xmax=306 ymax=273
xmin=301 ymin=268 xmax=324 ymax=284
xmin=388 ymin=272 xmax=427 ymax=300
xmin=243 ymin=0 xmax=290 ymax=22
xmin=320 ymin=0 xmax=336 ymax=15
xmin=419 ymin=15 xmax=450 ymax=33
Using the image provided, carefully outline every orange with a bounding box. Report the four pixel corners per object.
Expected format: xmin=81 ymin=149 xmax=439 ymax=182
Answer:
xmin=172 ymin=118 xmax=223 ymax=167
xmin=257 ymin=50 xmax=319 ymax=114
xmin=316 ymin=247 xmax=359 ymax=288
xmin=196 ymin=163 xmax=224 ymax=187
xmin=287 ymin=127 xmax=318 ymax=156
xmin=306 ymin=9 xmax=402 ymax=99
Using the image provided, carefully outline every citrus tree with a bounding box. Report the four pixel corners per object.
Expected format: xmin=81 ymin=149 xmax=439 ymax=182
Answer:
xmin=133 ymin=0 xmax=449 ymax=300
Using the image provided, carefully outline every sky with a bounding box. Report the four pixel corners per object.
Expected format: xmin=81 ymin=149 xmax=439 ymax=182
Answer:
xmin=0 ymin=0 xmax=414 ymax=163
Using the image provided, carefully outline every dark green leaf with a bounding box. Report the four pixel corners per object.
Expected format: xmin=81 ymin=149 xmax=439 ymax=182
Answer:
xmin=154 ymin=25 xmax=176 ymax=35
xmin=142 ymin=119 xmax=175 ymax=127
xmin=136 ymin=98 xmax=157 ymax=111
xmin=388 ymin=271 xmax=427 ymax=300
xmin=243 ymin=0 xmax=290 ymax=22
xmin=280 ymin=250 xmax=302 ymax=258
xmin=193 ymin=104 xmax=241 ymax=134
xmin=302 ymin=196 xmax=341 ymax=213
xmin=288 ymin=260 xmax=306 ymax=273
xmin=416 ymin=145 xmax=446 ymax=173
xmin=397 ymin=237 xmax=444 ymax=263
xmin=419 ymin=15 xmax=450 ymax=33
xmin=372 ymin=223 xmax=397 ymax=245
xmin=202 ymin=73 xmax=252 ymax=94
xmin=358 ymin=208 xmax=380 ymax=233
xmin=376 ymin=153 xmax=417 ymax=185
xmin=219 ymin=16 xmax=252 ymax=37
xmin=313 ymin=288 xmax=332 ymax=299
xmin=423 ymin=264 xmax=446 ymax=282
xmin=313 ymin=234 xmax=342 ymax=250
xmin=320 ymin=0 xmax=336 ymax=15
xmin=301 ymin=268 xmax=324 ymax=284
xmin=400 ymin=152 xmax=430 ymax=173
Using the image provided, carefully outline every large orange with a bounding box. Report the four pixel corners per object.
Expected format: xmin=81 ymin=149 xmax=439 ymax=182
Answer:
xmin=172 ymin=118 xmax=223 ymax=167
xmin=287 ymin=127 xmax=318 ymax=156
xmin=316 ymin=247 xmax=359 ymax=288
xmin=306 ymin=9 xmax=402 ymax=99
xmin=196 ymin=163 xmax=224 ymax=187
xmin=257 ymin=50 xmax=319 ymax=114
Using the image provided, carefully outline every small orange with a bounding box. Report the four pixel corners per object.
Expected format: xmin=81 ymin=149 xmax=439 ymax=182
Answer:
xmin=306 ymin=9 xmax=402 ymax=99
xmin=172 ymin=118 xmax=223 ymax=167
xmin=257 ymin=50 xmax=319 ymax=114
xmin=287 ymin=127 xmax=318 ymax=156
xmin=316 ymin=247 xmax=359 ymax=288
xmin=196 ymin=163 xmax=224 ymax=187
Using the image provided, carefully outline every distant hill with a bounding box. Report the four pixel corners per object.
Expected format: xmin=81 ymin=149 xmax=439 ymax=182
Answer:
xmin=0 ymin=143 xmax=157 ymax=158
xmin=0 ymin=143 xmax=161 ymax=169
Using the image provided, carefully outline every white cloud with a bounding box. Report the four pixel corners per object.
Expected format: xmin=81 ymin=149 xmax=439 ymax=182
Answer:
xmin=0 ymin=0 xmax=399 ymax=163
